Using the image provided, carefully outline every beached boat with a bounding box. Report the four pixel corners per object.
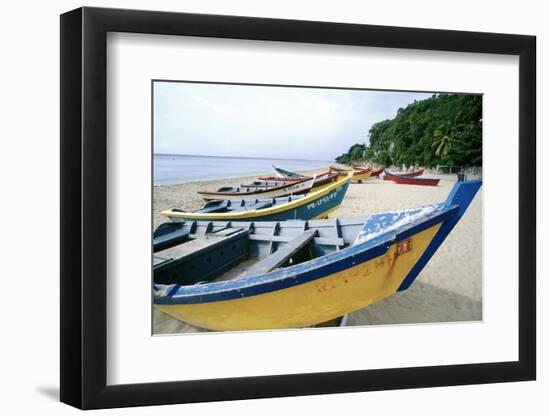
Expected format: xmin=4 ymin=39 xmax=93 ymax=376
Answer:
xmin=256 ymin=175 xmax=306 ymax=182
xmin=153 ymin=179 xmax=482 ymax=330
xmin=383 ymin=170 xmax=440 ymax=186
xmin=384 ymin=168 xmax=424 ymax=179
xmin=197 ymin=176 xmax=315 ymax=201
xmin=273 ymin=165 xmax=304 ymax=178
xmin=329 ymin=166 xmax=372 ymax=183
xmin=257 ymin=169 xmax=308 ymax=182
xmin=163 ymin=173 xmax=352 ymax=222
xmin=328 ymin=165 xmax=353 ymax=172
xmin=242 ymin=171 xmax=341 ymax=192
xmin=351 ymin=164 xmax=384 ymax=178
xmin=402 ymin=168 xmax=424 ymax=177
xmin=350 ymin=167 xmax=372 ymax=183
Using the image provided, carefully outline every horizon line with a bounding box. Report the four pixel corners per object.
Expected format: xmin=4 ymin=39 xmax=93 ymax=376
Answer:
xmin=154 ymin=153 xmax=333 ymax=162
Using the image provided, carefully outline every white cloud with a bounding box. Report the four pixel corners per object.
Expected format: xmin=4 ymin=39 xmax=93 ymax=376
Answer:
xmin=153 ymin=82 xmax=432 ymax=160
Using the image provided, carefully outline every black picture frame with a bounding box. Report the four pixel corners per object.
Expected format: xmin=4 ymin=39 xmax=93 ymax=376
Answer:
xmin=60 ymin=6 xmax=536 ymax=410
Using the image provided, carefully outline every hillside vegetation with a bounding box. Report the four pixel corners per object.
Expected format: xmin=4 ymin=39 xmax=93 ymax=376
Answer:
xmin=335 ymin=94 xmax=482 ymax=168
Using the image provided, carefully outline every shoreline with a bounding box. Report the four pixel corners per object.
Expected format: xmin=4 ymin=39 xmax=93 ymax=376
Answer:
xmin=153 ymin=170 xmax=482 ymax=334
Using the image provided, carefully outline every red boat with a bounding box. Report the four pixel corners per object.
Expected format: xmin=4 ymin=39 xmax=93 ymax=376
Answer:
xmin=383 ymin=170 xmax=440 ymax=186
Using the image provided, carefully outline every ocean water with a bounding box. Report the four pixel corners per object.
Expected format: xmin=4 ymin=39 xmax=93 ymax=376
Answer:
xmin=154 ymin=154 xmax=332 ymax=186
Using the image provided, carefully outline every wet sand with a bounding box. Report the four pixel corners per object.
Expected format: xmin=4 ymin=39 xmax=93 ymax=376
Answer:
xmin=153 ymin=170 xmax=482 ymax=334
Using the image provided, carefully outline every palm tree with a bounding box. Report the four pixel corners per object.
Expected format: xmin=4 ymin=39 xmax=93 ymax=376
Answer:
xmin=432 ymin=127 xmax=454 ymax=158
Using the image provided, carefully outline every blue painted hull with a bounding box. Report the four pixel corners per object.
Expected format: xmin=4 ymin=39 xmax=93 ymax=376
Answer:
xmin=163 ymin=178 xmax=351 ymax=222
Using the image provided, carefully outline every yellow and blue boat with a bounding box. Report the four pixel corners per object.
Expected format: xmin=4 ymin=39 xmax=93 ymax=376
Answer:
xmin=153 ymin=180 xmax=481 ymax=331
xmin=161 ymin=172 xmax=352 ymax=222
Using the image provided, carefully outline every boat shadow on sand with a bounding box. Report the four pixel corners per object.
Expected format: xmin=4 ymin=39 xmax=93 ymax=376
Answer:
xmin=153 ymin=281 xmax=481 ymax=334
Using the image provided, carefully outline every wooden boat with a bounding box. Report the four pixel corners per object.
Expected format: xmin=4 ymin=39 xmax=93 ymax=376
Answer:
xmin=349 ymin=167 xmax=372 ymax=183
xmin=351 ymin=164 xmax=384 ymax=178
xmin=383 ymin=170 xmax=440 ymax=186
xmin=273 ymin=165 xmax=304 ymax=178
xmin=197 ymin=176 xmax=315 ymax=201
xmin=153 ymin=180 xmax=482 ymax=330
xmin=256 ymin=176 xmax=305 ymax=182
xmin=384 ymin=168 xmax=424 ymax=179
xmin=242 ymin=171 xmax=341 ymax=192
xmin=162 ymin=173 xmax=352 ymax=222
xmin=401 ymin=168 xmax=424 ymax=177
xmin=329 ymin=166 xmax=372 ymax=183
xmin=328 ymin=165 xmax=353 ymax=172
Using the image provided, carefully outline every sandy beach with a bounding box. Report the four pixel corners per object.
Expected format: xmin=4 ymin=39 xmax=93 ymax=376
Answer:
xmin=153 ymin=169 xmax=482 ymax=334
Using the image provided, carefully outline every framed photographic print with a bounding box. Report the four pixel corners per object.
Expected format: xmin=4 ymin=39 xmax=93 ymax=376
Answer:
xmin=60 ymin=6 xmax=536 ymax=409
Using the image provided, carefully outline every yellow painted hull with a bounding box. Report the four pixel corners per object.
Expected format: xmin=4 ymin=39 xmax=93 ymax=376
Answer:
xmin=351 ymin=169 xmax=372 ymax=182
xmin=161 ymin=172 xmax=352 ymax=221
xmin=155 ymin=223 xmax=441 ymax=330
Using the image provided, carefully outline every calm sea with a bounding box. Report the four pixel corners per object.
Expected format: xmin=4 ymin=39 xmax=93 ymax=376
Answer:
xmin=154 ymin=154 xmax=332 ymax=186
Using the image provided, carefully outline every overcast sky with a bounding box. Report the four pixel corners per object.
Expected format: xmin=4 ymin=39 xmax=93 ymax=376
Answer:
xmin=154 ymin=82 xmax=432 ymax=161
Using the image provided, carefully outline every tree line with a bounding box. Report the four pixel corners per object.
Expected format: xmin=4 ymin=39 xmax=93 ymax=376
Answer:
xmin=335 ymin=94 xmax=482 ymax=168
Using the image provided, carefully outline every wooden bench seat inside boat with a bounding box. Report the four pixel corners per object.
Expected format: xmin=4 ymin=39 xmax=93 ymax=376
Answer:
xmin=243 ymin=229 xmax=317 ymax=277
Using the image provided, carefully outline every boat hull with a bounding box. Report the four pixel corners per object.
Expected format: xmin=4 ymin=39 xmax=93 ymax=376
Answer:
xmin=243 ymin=171 xmax=340 ymax=193
xmin=162 ymin=175 xmax=351 ymax=222
xmin=155 ymin=180 xmax=482 ymax=331
xmin=351 ymin=168 xmax=372 ymax=183
xmin=198 ymin=177 xmax=314 ymax=201
xmin=403 ymin=168 xmax=424 ymax=178
xmin=384 ymin=168 xmax=424 ymax=179
xmin=384 ymin=170 xmax=440 ymax=186
xmin=156 ymin=223 xmax=442 ymax=330
xmin=257 ymin=176 xmax=305 ymax=182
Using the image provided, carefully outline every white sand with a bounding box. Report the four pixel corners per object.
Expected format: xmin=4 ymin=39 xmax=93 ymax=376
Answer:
xmin=153 ymin=170 xmax=482 ymax=334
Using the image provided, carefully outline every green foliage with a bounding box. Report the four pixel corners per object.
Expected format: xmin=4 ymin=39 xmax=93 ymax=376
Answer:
xmin=335 ymin=143 xmax=367 ymax=164
xmin=336 ymin=94 xmax=482 ymax=168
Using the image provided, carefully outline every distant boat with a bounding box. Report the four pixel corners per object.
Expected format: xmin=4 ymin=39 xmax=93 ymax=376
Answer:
xmin=244 ymin=171 xmax=341 ymax=192
xmin=349 ymin=167 xmax=372 ymax=183
xmin=329 ymin=165 xmax=372 ymax=183
xmin=197 ymin=176 xmax=315 ymax=201
xmin=383 ymin=170 xmax=440 ymax=186
xmin=351 ymin=164 xmax=384 ymax=178
xmin=153 ymin=180 xmax=482 ymax=330
xmin=401 ymin=168 xmax=424 ymax=177
xmin=163 ymin=173 xmax=352 ymax=222
xmin=328 ymin=165 xmax=353 ymax=172
xmin=384 ymin=168 xmax=425 ymax=179
xmin=256 ymin=166 xmax=312 ymax=182
xmin=273 ymin=165 xmax=304 ymax=178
